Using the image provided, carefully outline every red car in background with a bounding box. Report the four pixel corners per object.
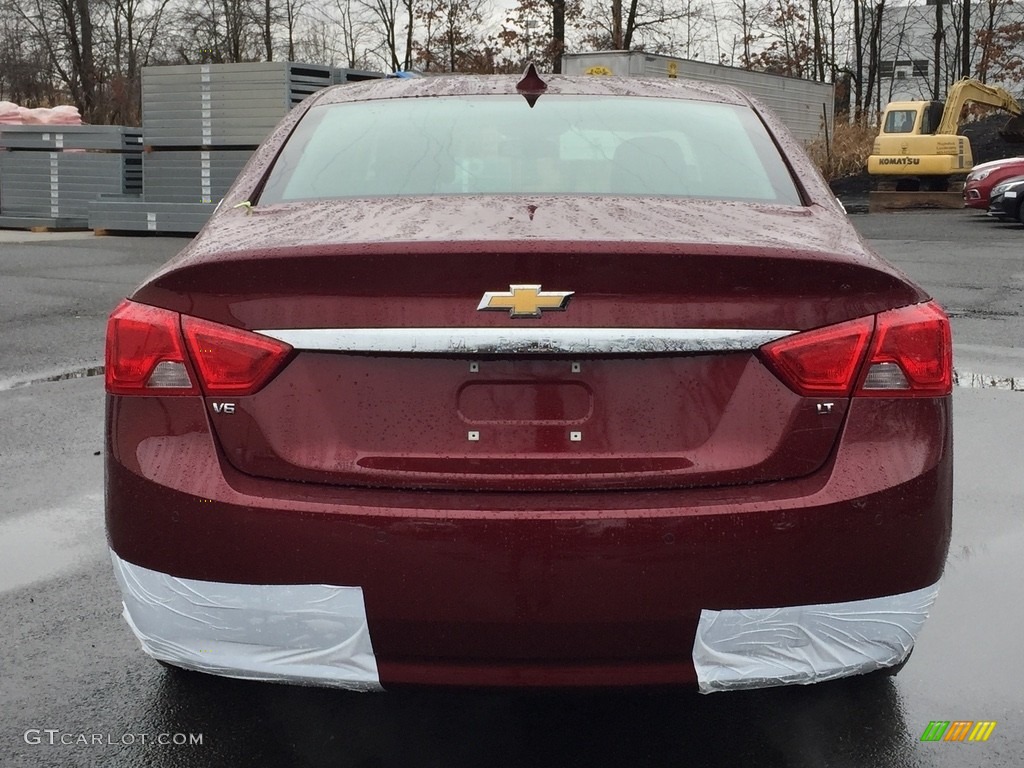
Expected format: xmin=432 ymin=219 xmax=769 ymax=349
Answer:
xmin=105 ymin=71 xmax=953 ymax=694
xmin=964 ymin=156 xmax=1024 ymax=209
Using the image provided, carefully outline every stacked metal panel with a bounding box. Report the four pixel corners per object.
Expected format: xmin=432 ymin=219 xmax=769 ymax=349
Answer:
xmin=334 ymin=68 xmax=385 ymax=85
xmin=142 ymin=62 xmax=333 ymax=146
xmin=91 ymin=62 xmax=369 ymax=234
xmin=143 ymin=150 xmax=252 ymax=204
xmin=88 ymin=199 xmax=225 ymax=233
xmin=0 ymin=126 xmax=142 ymax=230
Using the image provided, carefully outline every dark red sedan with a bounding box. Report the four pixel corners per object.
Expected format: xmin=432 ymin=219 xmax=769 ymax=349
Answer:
xmin=963 ymin=156 xmax=1024 ymax=209
xmin=105 ymin=70 xmax=952 ymax=694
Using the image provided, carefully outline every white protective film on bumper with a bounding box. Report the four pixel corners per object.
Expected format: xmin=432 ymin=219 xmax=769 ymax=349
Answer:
xmin=111 ymin=550 xmax=382 ymax=691
xmin=692 ymin=583 xmax=940 ymax=694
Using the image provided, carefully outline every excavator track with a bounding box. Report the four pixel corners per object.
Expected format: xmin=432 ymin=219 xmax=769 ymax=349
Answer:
xmin=869 ymin=178 xmax=966 ymax=211
xmin=868 ymin=190 xmax=965 ymax=212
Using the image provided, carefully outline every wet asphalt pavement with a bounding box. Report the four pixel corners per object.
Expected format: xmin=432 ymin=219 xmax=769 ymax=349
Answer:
xmin=1 ymin=211 xmax=1022 ymax=767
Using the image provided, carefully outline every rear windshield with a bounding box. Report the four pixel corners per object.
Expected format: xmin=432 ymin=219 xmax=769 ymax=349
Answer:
xmin=259 ymin=95 xmax=802 ymax=205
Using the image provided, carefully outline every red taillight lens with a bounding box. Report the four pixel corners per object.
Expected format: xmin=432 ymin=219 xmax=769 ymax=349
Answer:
xmin=106 ymin=300 xmax=198 ymax=395
xmin=760 ymin=301 xmax=952 ymax=398
xmin=857 ymin=301 xmax=952 ymax=396
xmin=105 ymin=300 xmax=292 ymax=396
xmin=759 ymin=316 xmax=875 ymax=396
xmin=181 ymin=316 xmax=292 ymax=395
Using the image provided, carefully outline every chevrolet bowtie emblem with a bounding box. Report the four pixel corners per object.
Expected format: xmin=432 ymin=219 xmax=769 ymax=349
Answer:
xmin=477 ymin=284 xmax=574 ymax=318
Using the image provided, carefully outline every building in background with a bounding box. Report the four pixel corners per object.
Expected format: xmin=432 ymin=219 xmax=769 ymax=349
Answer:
xmin=872 ymin=0 xmax=1024 ymax=103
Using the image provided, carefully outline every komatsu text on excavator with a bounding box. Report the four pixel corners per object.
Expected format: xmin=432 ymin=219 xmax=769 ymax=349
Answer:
xmin=867 ymin=78 xmax=1024 ymax=190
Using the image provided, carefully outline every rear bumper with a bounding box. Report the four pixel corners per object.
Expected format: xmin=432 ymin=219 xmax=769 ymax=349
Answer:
xmin=112 ymin=549 xmax=937 ymax=692
xmin=106 ymin=394 xmax=952 ymax=689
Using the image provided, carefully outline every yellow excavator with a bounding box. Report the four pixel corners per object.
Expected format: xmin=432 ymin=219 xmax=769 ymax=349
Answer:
xmin=867 ymin=78 xmax=1024 ymax=189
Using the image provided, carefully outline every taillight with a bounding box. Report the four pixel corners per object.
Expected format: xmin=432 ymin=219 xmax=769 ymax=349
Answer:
xmin=105 ymin=300 xmax=292 ymax=396
xmin=759 ymin=301 xmax=951 ymax=398
xmin=759 ymin=316 xmax=874 ymax=396
xmin=181 ymin=316 xmax=292 ymax=394
xmin=106 ymin=300 xmax=198 ymax=395
xmin=857 ymin=301 xmax=951 ymax=396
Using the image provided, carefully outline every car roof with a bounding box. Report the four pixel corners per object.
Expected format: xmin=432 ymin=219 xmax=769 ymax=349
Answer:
xmin=971 ymin=156 xmax=1024 ymax=172
xmin=313 ymin=74 xmax=751 ymax=108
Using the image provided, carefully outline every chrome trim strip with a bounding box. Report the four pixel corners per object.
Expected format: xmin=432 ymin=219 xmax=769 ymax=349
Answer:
xmin=255 ymin=328 xmax=796 ymax=354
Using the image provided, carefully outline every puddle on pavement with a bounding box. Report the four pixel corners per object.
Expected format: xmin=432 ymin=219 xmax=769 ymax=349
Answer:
xmin=0 ymin=492 xmax=105 ymax=592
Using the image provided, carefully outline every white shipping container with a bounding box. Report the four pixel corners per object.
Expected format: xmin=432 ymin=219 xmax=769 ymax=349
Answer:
xmin=562 ymin=52 xmax=834 ymax=144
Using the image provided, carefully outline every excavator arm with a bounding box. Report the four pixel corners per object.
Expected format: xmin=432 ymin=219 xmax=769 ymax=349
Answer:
xmin=937 ymin=78 xmax=1024 ymax=139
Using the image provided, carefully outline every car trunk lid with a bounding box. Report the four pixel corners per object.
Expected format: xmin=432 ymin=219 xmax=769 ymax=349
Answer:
xmin=133 ymin=201 xmax=925 ymax=492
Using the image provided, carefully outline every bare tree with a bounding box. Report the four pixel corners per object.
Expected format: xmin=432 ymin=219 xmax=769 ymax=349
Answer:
xmin=824 ymin=0 xmax=842 ymax=82
xmin=171 ymin=0 xmax=262 ymax=63
xmin=961 ymin=0 xmax=971 ymax=81
xmin=976 ymin=0 xmax=1002 ymax=82
xmin=975 ymin=0 xmax=1024 ymax=84
xmin=257 ymin=0 xmax=277 ymax=59
xmin=415 ymin=0 xmax=490 ymax=72
xmin=336 ymin=0 xmax=369 ymax=66
xmin=865 ymin=0 xmax=885 ymax=118
xmin=747 ymin=0 xmax=813 ymax=78
xmin=499 ymin=0 xmax=580 ymax=73
xmin=292 ymin=1 xmax=372 ymax=67
xmin=730 ymin=0 xmax=770 ymax=69
xmin=278 ymin=0 xmax=306 ymax=59
xmin=585 ymin=0 xmax=697 ymax=53
xmin=0 ymin=5 xmax=59 ymax=105
xmin=709 ymin=0 xmax=725 ymax=64
xmin=847 ymin=0 xmax=886 ymax=122
xmin=879 ymin=2 xmax=913 ymax=102
xmin=678 ymin=0 xmax=710 ymax=60
xmin=932 ymin=0 xmax=943 ymax=97
xmin=810 ymin=0 xmax=824 ymax=80
xmin=103 ymin=0 xmax=173 ymax=122
xmin=851 ymin=0 xmax=865 ymax=117
xmin=359 ymin=0 xmax=401 ymax=70
xmin=12 ymin=0 xmax=101 ymax=119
